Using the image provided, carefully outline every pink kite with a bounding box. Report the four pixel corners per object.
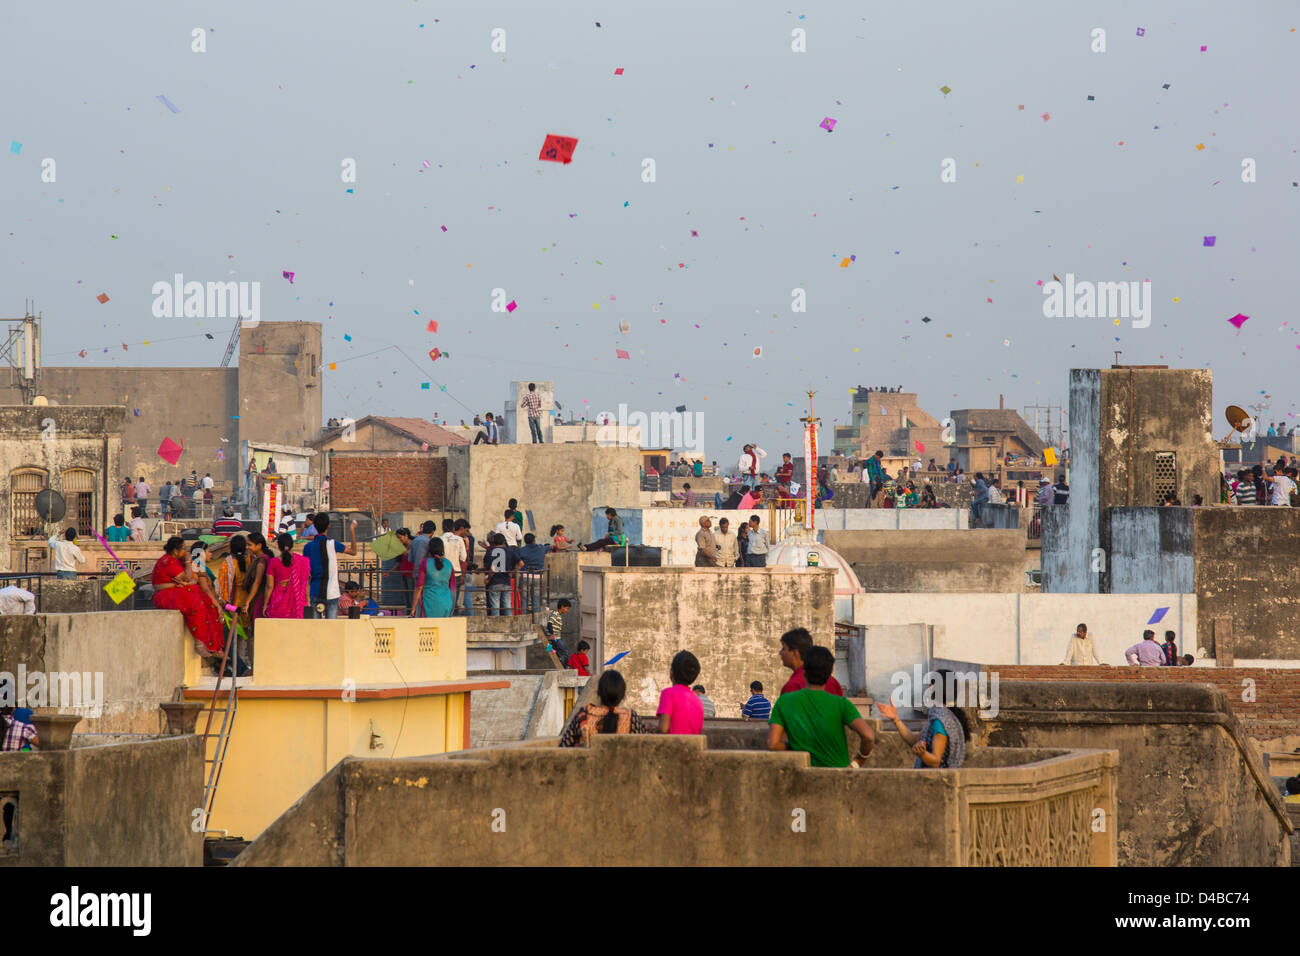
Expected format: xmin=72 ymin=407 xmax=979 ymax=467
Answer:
xmin=615 ymin=349 xmax=630 ymax=360
xmin=158 ymin=437 xmax=184 ymax=465
xmin=426 ymin=320 xmax=439 ymax=333
xmin=1228 ymin=313 xmax=1249 ymax=329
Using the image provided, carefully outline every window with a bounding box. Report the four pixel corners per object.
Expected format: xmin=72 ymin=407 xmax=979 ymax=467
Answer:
xmin=10 ymin=469 xmax=47 ymax=538
xmin=980 ymin=435 xmax=997 ymax=444
xmin=62 ymin=469 xmax=97 ymax=537
xmin=1154 ymin=452 xmax=1177 ymax=503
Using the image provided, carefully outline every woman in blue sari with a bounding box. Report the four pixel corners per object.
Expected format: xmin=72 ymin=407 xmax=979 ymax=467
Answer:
xmin=876 ymin=701 xmax=966 ymax=768
xmin=411 ymin=537 xmax=454 ymax=618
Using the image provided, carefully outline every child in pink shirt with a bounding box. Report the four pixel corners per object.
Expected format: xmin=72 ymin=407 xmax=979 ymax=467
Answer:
xmin=657 ymin=650 xmax=704 ymax=734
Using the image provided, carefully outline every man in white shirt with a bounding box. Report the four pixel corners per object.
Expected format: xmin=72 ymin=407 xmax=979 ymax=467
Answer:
xmin=987 ymin=479 xmax=1004 ymax=505
xmin=714 ymin=517 xmax=739 ymax=567
xmin=134 ymin=476 xmax=151 ymax=514
xmin=0 ymin=585 xmax=36 ymax=615
xmin=1265 ymin=466 xmax=1298 ymax=506
xmin=441 ymin=520 xmax=468 ymax=583
xmin=201 ymin=473 xmax=214 ymax=491
xmin=1061 ymin=623 xmax=1105 ymax=665
xmin=494 ymin=509 xmax=523 ymax=547
xmin=129 ymin=507 xmax=146 ymax=542
xmin=48 ymin=528 xmax=86 ymax=579
xmin=738 ymin=445 xmax=766 ymax=488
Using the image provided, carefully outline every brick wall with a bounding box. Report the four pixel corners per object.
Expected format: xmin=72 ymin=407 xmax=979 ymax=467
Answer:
xmin=330 ymin=456 xmax=445 ymax=513
xmin=985 ymin=665 xmax=1300 ymax=738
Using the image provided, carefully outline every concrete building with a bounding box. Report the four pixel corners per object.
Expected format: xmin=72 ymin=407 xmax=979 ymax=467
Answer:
xmin=832 ymin=387 xmax=948 ymax=466
xmin=445 ymin=442 xmax=642 ymax=544
xmin=0 ymin=406 xmax=124 ymax=570
xmin=578 ymin=565 xmax=836 ymax=718
xmin=0 ymin=321 xmax=322 ymax=489
xmin=948 ymin=407 xmax=1049 ymax=476
xmin=312 ymin=416 xmax=467 ymax=515
xmin=1043 ymin=366 xmax=1221 ymax=594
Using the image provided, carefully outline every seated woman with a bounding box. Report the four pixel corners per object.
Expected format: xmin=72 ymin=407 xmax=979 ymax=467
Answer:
xmin=876 ymin=700 xmax=966 ymax=768
xmin=152 ymin=536 xmax=225 ymax=660
xmin=558 ymin=670 xmax=651 ymax=747
xmin=550 ymin=524 xmax=573 ymax=552
xmin=920 ymin=484 xmax=938 ymax=508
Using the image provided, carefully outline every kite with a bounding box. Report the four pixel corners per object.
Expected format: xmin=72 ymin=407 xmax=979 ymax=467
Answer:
xmin=615 ymin=349 xmax=630 ymax=360
xmin=1228 ymin=313 xmax=1249 ymax=329
xmin=429 ymin=348 xmax=442 ymax=361
xmin=157 ymin=437 xmax=184 ymax=465
xmin=539 ymin=134 xmax=578 ymax=164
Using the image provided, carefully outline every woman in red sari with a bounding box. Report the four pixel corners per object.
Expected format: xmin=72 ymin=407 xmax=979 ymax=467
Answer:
xmin=152 ymin=536 xmax=225 ymax=655
xmin=262 ymin=533 xmax=309 ymax=619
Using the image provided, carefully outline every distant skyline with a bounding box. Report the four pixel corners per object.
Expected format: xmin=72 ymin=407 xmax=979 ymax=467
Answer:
xmin=3 ymin=1 xmax=1297 ymax=460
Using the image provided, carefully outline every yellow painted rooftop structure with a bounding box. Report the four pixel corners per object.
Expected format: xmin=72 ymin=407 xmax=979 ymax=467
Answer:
xmin=183 ymin=617 xmax=507 ymax=841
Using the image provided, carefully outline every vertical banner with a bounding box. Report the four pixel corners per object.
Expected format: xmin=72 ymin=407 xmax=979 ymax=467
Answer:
xmin=262 ymin=480 xmax=280 ymax=542
xmin=804 ymin=421 xmax=818 ymax=530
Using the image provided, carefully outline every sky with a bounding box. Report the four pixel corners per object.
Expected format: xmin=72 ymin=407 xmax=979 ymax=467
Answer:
xmin=2 ymin=0 xmax=1297 ymax=461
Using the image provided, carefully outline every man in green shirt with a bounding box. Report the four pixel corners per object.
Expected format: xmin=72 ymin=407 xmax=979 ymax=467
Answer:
xmin=768 ymin=647 xmax=874 ymax=767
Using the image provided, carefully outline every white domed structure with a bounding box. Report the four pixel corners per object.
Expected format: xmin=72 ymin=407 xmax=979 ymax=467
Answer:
xmin=765 ymin=526 xmax=864 ymax=621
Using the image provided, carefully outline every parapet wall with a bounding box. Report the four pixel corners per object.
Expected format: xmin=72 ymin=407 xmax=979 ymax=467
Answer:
xmin=0 ymin=735 xmax=203 ymax=866
xmin=0 ymin=611 xmax=189 ymax=734
xmin=985 ymin=665 xmax=1300 ymax=740
xmin=827 ymin=529 xmax=1027 ymax=593
xmin=236 ymin=735 xmax=1117 ymax=867
xmin=976 ymin=679 xmax=1292 ymax=866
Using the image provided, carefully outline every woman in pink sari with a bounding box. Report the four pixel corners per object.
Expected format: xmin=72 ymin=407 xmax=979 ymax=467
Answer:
xmin=262 ymin=533 xmax=309 ymax=619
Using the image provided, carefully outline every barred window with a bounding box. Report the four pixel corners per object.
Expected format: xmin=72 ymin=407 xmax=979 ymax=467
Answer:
xmin=1154 ymin=452 xmax=1177 ymax=503
xmin=62 ymin=468 xmax=97 ymax=537
xmin=10 ymin=469 xmax=47 ymax=538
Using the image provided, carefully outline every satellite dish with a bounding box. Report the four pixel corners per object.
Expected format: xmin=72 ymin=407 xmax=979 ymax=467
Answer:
xmin=1222 ymin=405 xmax=1257 ymax=444
xmin=34 ymin=489 xmax=66 ymax=523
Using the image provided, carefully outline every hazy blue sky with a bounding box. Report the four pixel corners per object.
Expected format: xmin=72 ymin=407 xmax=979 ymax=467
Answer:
xmin=3 ymin=0 xmax=1297 ymax=459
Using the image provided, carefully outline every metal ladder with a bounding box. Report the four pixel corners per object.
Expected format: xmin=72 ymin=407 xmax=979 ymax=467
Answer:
xmin=199 ymin=621 xmax=240 ymax=831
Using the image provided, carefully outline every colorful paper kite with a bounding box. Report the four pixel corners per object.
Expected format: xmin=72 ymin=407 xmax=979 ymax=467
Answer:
xmin=103 ymin=571 xmax=136 ymax=605
xmin=1147 ymin=607 xmax=1169 ymax=624
xmin=429 ymin=348 xmax=442 ymax=362
xmin=96 ymin=293 xmax=109 ymax=304
xmin=539 ymin=134 xmax=578 ymax=164
xmin=819 ymin=117 xmax=837 ymax=132
xmin=157 ymin=437 xmax=184 ymax=466
xmin=1228 ymin=313 xmax=1249 ymax=329
xmin=615 ymin=349 xmax=630 ymax=360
